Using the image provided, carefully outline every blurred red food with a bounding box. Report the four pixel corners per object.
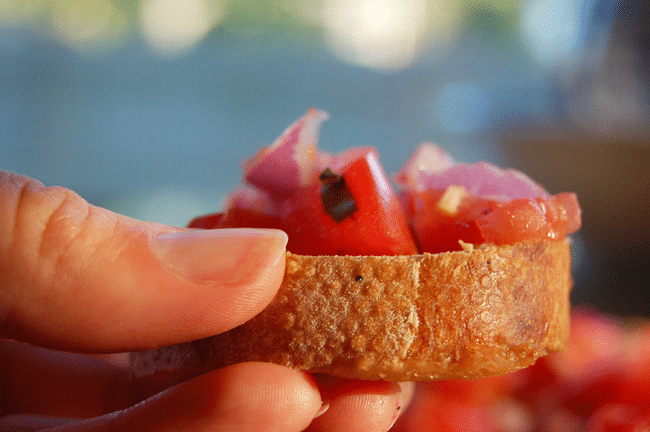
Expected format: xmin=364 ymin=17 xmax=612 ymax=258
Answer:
xmin=392 ymin=308 xmax=650 ymax=432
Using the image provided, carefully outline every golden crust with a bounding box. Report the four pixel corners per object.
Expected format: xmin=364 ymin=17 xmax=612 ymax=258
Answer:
xmin=131 ymin=240 xmax=572 ymax=381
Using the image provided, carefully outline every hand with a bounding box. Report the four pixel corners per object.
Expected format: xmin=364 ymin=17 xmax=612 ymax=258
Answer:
xmin=0 ymin=170 xmax=413 ymax=432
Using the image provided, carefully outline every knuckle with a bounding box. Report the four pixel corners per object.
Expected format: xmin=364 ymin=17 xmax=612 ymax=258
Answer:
xmin=38 ymin=186 xmax=92 ymax=272
xmin=0 ymin=172 xmax=96 ymax=338
xmin=18 ymin=181 xmax=91 ymax=284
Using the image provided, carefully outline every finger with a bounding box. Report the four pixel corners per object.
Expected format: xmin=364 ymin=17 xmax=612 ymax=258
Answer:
xmin=388 ymin=383 xmax=417 ymax=432
xmin=0 ymin=339 xmax=205 ymax=420
xmin=25 ymin=363 xmax=323 ymax=432
xmin=306 ymin=376 xmax=416 ymax=432
xmin=396 ymin=382 xmax=417 ymax=421
xmin=0 ymin=171 xmax=288 ymax=352
xmin=0 ymin=340 xmax=137 ymax=419
xmin=0 ymin=414 xmax=74 ymax=432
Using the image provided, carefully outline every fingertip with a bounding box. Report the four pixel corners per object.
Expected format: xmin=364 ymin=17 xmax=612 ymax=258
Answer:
xmin=150 ymin=228 xmax=289 ymax=339
xmin=390 ymin=382 xmax=416 ymax=431
xmin=307 ymin=377 xmax=405 ymax=432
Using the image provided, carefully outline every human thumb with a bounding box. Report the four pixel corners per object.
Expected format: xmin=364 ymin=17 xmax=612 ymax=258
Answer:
xmin=0 ymin=171 xmax=287 ymax=352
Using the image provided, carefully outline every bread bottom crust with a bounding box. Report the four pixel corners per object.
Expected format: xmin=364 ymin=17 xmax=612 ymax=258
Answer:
xmin=131 ymin=240 xmax=572 ymax=382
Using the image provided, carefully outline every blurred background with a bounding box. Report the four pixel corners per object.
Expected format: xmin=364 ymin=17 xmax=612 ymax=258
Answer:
xmin=1 ymin=0 xmax=648 ymax=316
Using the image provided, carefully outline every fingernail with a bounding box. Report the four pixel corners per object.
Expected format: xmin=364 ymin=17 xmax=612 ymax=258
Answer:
xmin=388 ymin=384 xmax=405 ymax=430
xmin=315 ymin=399 xmax=330 ymax=418
xmin=151 ymin=228 xmax=288 ymax=284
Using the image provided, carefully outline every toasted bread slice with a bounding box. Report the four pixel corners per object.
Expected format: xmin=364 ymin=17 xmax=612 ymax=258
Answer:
xmin=131 ymin=239 xmax=572 ymax=381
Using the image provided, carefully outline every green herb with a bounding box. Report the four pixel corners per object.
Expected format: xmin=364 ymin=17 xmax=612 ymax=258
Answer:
xmin=319 ymin=168 xmax=357 ymax=223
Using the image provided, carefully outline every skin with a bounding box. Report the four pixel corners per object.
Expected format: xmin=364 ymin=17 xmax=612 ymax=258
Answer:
xmin=0 ymin=170 xmax=414 ymax=432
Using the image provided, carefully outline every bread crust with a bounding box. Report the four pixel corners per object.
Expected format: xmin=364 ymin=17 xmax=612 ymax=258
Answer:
xmin=131 ymin=239 xmax=572 ymax=381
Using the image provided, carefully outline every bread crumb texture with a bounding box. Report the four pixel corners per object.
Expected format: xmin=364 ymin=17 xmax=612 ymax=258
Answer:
xmin=132 ymin=240 xmax=572 ymax=381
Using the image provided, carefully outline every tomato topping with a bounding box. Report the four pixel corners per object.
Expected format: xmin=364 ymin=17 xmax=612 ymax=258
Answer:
xmin=403 ymin=189 xmax=581 ymax=253
xmin=188 ymin=111 xmax=581 ymax=255
xmin=188 ymin=212 xmax=224 ymax=229
xmin=281 ymin=149 xmax=418 ymax=255
xmin=197 ymin=147 xmax=417 ymax=255
xmin=402 ymin=188 xmax=500 ymax=253
xmin=476 ymin=192 xmax=582 ymax=245
xmin=196 ymin=207 xmax=284 ymax=231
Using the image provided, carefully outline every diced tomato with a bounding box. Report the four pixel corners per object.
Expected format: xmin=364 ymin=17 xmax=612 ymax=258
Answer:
xmin=476 ymin=193 xmax=582 ymax=245
xmin=401 ymin=189 xmax=500 ymax=253
xmin=281 ymin=149 xmax=418 ymax=255
xmin=189 ymin=111 xmax=582 ymax=255
xmin=189 ymin=185 xmax=285 ymax=230
xmin=187 ymin=212 xmax=224 ymax=229
xmin=402 ymin=189 xmax=581 ymax=253
xmin=396 ymin=142 xmax=581 ymax=251
xmin=194 ymin=148 xmax=418 ymax=256
xmin=201 ymin=207 xmax=284 ymax=231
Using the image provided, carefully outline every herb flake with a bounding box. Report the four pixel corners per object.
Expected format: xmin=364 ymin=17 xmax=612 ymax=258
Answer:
xmin=319 ymin=168 xmax=358 ymax=223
